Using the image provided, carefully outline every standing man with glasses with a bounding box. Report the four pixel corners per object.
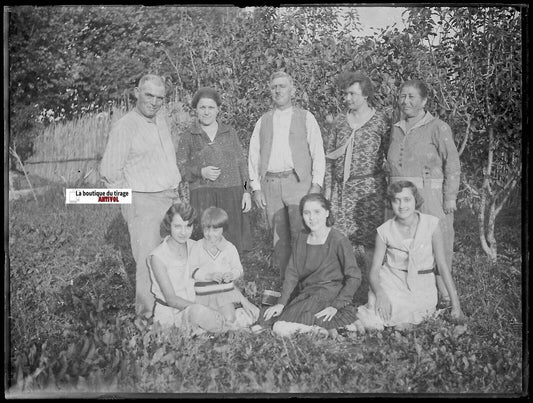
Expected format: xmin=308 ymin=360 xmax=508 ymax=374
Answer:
xmin=100 ymin=74 xmax=181 ymax=318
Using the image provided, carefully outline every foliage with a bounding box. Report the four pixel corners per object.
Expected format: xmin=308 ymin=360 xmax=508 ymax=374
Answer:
xmin=7 ymin=187 xmax=524 ymax=395
xmin=402 ymin=7 xmax=522 ymax=260
xmin=8 ymin=5 xmax=522 ymax=259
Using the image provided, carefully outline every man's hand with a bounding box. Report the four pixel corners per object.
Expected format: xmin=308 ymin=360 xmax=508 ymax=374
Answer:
xmin=444 ymin=199 xmax=457 ymax=214
xmin=201 ymin=166 xmax=221 ymax=181
xmin=308 ymin=183 xmax=322 ymax=194
xmin=252 ymin=190 xmax=267 ymax=209
xmin=242 ymin=192 xmax=252 ymax=213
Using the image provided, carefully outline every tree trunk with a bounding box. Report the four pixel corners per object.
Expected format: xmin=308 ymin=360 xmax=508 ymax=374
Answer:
xmin=478 ymin=188 xmax=493 ymax=259
xmin=486 ymin=199 xmax=498 ymax=262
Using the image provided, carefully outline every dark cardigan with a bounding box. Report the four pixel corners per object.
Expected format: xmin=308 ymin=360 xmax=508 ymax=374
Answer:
xmin=176 ymin=121 xmax=249 ymax=192
xmin=278 ymin=228 xmax=362 ymax=310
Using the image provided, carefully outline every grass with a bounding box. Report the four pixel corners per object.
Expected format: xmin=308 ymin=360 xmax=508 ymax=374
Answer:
xmin=6 ymin=185 xmax=525 ymax=396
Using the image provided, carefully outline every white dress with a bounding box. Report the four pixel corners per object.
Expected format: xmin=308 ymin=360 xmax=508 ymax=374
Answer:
xmin=147 ymin=237 xmax=258 ymax=332
xmin=147 ymin=237 xmax=200 ymax=330
xmin=357 ymin=212 xmax=439 ymax=329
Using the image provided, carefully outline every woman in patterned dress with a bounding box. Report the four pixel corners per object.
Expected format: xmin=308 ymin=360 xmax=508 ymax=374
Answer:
xmin=324 ymin=71 xmax=390 ymax=267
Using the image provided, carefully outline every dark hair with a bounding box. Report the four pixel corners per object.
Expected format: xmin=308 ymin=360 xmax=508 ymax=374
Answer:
xmin=386 ymin=181 xmax=424 ymax=210
xmin=191 ymin=87 xmax=222 ymax=109
xmin=299 ymin=193 xmax=335 ymax=231
xmin=400 ymin=79 xmax=429 ymax=99
xmin=201 ymin=206 xmax=229 ymax=231
xmin=337 ymin=71 xmax=374 ymax=100
xmin=160 ymin=202 xmax=197 ymax=237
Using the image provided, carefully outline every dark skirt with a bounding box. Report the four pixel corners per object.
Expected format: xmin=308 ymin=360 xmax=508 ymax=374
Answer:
xmin=276 ymin=284 xmax=358 ymax=330
xmin=190 ymin=186 xmax=252 ymax=253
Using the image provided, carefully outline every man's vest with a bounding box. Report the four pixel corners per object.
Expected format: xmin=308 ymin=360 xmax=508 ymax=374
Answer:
xmin=258 ymin=108 xmax=312 ymax=183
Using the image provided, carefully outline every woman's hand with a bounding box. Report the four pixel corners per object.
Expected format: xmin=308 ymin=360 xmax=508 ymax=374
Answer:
xmin=315 ymin=306 xmax=338 ymax=322
xmin=450 ymin=306 xmax=467 ymax=324
xmin=443 ymin=199 xmax=457 ymax=214
xmin=375 ymin=291 xmax=392 ymax=323
xmin=211 ymin=272 xmax=224 ymax=283
xmin=241 ymin=299 xmax=260 ymax=323
xmin=263 ymin=303 xmax=284 ymax=321
xmin=201 ymin=166 xmax=221 ymax=181
xmin=221 ymin=272 xmax=233 ymax=283
xmin=242 ymin=192 xmax=252 ymax=213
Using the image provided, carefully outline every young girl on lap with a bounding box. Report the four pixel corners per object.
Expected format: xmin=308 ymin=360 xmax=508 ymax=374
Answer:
xmin=191 ymin=206 xmax=259 ymax=327
xmin=354 ymin=181 xmax=465 ymax=331
xmin=147 ymin=202 xmax=227 ymax=334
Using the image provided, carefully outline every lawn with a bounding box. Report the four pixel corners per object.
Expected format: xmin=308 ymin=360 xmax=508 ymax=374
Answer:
xmin=6 ymin=185 xmax=525 ymax=396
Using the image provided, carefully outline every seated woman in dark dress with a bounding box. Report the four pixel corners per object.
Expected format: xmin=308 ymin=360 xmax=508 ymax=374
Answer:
xmin=263 ymin=193 xmax=362 ymax=337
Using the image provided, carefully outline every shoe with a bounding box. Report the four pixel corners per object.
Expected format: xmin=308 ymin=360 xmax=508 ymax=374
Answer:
xmin=436 ymin=298 xmax=452 ymax=310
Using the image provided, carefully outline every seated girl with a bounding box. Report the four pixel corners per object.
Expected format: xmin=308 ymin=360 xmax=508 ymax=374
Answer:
xmin=353 ymin=181 xmax=465 ymax=331
xmin=147 ymin=202 xmax=228 ymax=334
xmin=190 ymin=206 xmax=259 ymax=328
xmin=263 ymin=193 xmax=362 ymax=337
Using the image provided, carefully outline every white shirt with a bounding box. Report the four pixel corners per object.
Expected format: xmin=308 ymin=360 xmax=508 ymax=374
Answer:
xmin=248 ymin=107 xmax=325 ymax=191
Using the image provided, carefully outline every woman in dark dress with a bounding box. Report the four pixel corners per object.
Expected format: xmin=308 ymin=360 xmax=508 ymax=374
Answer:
xmin=177 ymin=87 xmax=252 ymax=253
xmin=263 ymin=193 xmax=362 ymax=337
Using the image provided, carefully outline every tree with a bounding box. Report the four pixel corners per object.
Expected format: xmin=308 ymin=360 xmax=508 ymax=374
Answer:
xmin=404 ymin=6 xmax=522 ymax=260
xmin=8 ymin=6 xmax=523 ymax=261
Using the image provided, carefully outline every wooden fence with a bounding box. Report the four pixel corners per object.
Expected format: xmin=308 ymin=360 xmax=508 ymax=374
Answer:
xmin=24 ymin=103 xmax=190 ymax=185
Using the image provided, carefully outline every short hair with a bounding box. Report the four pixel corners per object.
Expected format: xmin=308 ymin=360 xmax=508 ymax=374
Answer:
xmin=299 ymin=193 xmax=335 ymax=232
xmin=270 ymin=71 xmax=294 ymax=88
xmin=386 ymin=181 xmax=424 ymax=210
xmin=337 ymin=71 xmax=374 ymax=100
xmin=137 ymin=74 xmax=166 ymax=90
xmin=400 ymin=79 xmax=429 ymax=99
xmin=160 ymin=202 xmax=197 ymax=237
xmin=201 ymin=206 xmax=229 ymax=231
xmin=191 ymin=87 xmax=222 ymax=109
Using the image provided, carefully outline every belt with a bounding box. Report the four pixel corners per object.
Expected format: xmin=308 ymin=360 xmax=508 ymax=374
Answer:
xmin=390 ymin=176 xmax=443 ymax=189
xmin=339 ymin=171 xmax=380 ymax=182
xmin=265 ymin=169 xmax=296 ymax=178
xmin=133 ymin=188 xmax=180 ymax=195
xmin=398 ymin=268 xmax=435 ymax=275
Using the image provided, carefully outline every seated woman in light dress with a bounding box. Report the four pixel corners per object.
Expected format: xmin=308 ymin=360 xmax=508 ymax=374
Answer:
xmin=147 ymin=202 xmax=256 ymax=335
xmin=354 ymin=181 xmax=465 ymax=331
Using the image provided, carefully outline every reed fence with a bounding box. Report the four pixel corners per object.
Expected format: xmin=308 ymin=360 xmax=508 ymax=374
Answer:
xmin=25 ymin=103 xmax=190 ymax=186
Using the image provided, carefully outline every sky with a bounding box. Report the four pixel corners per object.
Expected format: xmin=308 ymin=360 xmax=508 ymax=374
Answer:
xmin=353 ymin=6 xmax=407 ymax=35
